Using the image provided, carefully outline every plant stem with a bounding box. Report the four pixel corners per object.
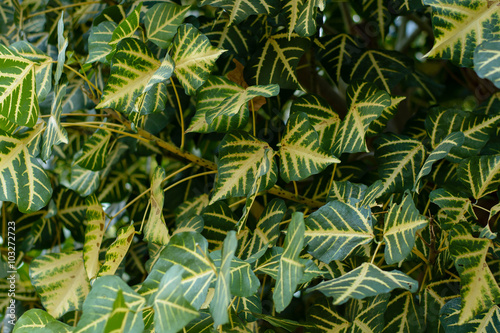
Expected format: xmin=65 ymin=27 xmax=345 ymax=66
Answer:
xmin=163 ymin=171 xmax=217 ymax=193
xmin=26 ymin=1 xmax=103 ymax=19
xmin=62 ymin=122 xmax=150 ymax=143
xmin=170 ymin=79 xmax=185 ymax=150
xmin=64 ymin=64 xmax=102 ymax=95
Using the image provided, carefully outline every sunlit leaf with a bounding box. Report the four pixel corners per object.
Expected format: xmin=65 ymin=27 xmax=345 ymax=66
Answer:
xmin=98 ymin=225 xmax=135 ymax=276
xmin=109 ymin=4 xmax=141 ymax=46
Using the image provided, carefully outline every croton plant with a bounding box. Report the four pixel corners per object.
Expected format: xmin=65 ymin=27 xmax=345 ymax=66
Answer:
xmin=0 ymin=0 xmax=500 ymax=332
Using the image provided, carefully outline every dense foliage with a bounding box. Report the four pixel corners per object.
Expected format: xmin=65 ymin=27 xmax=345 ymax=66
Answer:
xmin=1 ymin=0 xmax=500 ymax=332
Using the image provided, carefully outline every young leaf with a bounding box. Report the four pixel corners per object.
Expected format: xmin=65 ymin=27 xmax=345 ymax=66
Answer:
xmin=74 ymin=129 xmax=112 ymax=171
xmin=0 ymin=45 xmax=39 ymax=128
xmin=274 ymin=212 xmax=306 ymax=312
xmin=144 ymin=166 xmax=170 ymax=245
xmin=308 ymin=262 xmax=418 ymax=305
xmin=279 ymin=112 xmax=339 ymax=182
xmin=0 ymin=122 xmax=52 ymax=213
xmin=474 ymin=40 xmax=500 ymax=89
xmin=154 ymin=265 xmax=199 ymax=333
xmin=171 ymin=24 xmax=226 ymax=95
xmin=423 ymin=0 xmax=500 ymax=67
xmin=211 ymin=131 xmax=277 ymax=203
xmin=83 ymin=195 xmax=105 ymax=280
xmin=145 ymin=3 xmax=190 ymax=49
xmin=383 ymin=194 xmax=428 ymax=265
xmin=457 ymin=154 xmax=500 ymax=200
xmin=30 ymin=251 xmax=90 ymax=318
xmin=305 ymin=200 xmax=374 ymax=263
xmin=449 ymin=223 xmax=500 ymax=324
xmin=98 ymin=225 xmax=135 ymax=276
xmin=210 ymin=231 xmax=237 ymax=327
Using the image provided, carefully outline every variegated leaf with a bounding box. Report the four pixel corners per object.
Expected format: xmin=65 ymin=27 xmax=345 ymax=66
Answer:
xmin=109 ymin=4 xmax=141 ymax=46
xmin=171 ymin=24 xmax=226 ymax=95
xmin=55 ymin=13 xmax=68 ymax=85
xmin=0 ymin=44 xmax=39 ymax=128
xmin=375 ymin=133 xmax=426 ymax=193
xmin=423 ymin=0 xmax=500 ymax=67
xmin=414 ymin=132 xmax=464 ymax=192
xmin=69 ymin=164 xmax=100 ymax=197
xmin=449 ymin=223 xmax=500 ymax=324
xmin=440 ymin=298 xmax=500 ymax=332
xmin=349 ymin=50 xmax=412 ymax=93
xmin=200 ymin=17 xmax=252 ymax=56
xmin=367 ymin=96 xmax=406 ymax=137
xmin=307 ymin=298 xmax=351 ymax=332
xmin=274 ymin=212 xmax=306 ymax=312
xmin=295 ymin=0 xmax=323 ymax=37
xmin=316 ymin=33 xmax=361 ymax=84
xmin=383 ymin=291 xmax=424 ymax=333
xmin=154 ymin=265 xmax=199 ymax=333
xmin=14 ymin=309 xmax=73 ymax=333
xmin=104 ymin=289 xmax=144 ymax=333
xmin=144 ymin=166 xmax=170 ymax=245
xmin=210 ymin=231 xmax=237 ymax=327
xmin=383 ymin=194 xmax=428 ymax=265
xmin=430 ymin=188 xmax=476 ymax=229
xmin=145 ymin=3 xmax=190 ymax=49
xmin=9 ymin=41 xmax=52 ymax=102
xmin=245 ymin=32 xmax=311 ymax=89
xmin=74 ymin=129 xmax=111 ymax=171
xmin=203 ymin=201 xmax=237 ymax=250
xmin=474 ymin=40 xmax=500 ymax=88
xmin=175 ymin=193 xmax=209 ymax=228
xmin=187 ymin=76 xmax=250 ymax=133
xmin=41 ymin=82 xmax=68 ymax=161
xmin=279 ymin=112 xmax=339 ymax=182
xmin=86 ymin=21 xmax=116 ymax=64
xmin=206 ymin=83 xmax=279 ymax=123
xmin=309 ymin=262 xmax=418 ymax=305
xmin=199 ymin=0 xmax=280 ymax=25
xmin=75 ymin=276 xmax=145 ymax=333
xmin=211 ymin=131 xmax=277 ymax=203
xmin=96 ymin=38 xmax=161 ymax=114
xmin=83 ymin=195 xmax=105 ymax=280
xmin=352 ymin=0 xmax=391 ymax=41
xmin=352 ymin=294 xmax=391 ymax=333
xmin=54 ymin=188 xmax=87 ymax=242
xmin=333 ymin=81 xmax=391 ymax=155
xmin=142 ymin=54 xmax=175 ymax=95
xmin=305 ymin=200 xmax=374 ymax=263
xmin=388 ymin=0 xmax=425 ymax=13
xmin=457 ymin=154 xmax=500 ymax=199
xmin=290 ymin=94 xmax=341 ymax=151
xmin=327 ymin=180 xmax=367 ymax=203
xmin=30 ymin=251 xmax=90 ymax=318
xmin=98 ymin=225 xmax=135 ymax=276
xmin=0 ymin=122 xmax=52 ymax=213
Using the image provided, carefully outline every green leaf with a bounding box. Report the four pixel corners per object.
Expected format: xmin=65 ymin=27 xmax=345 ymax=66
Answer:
xmin=199 ymin=0 xmax=280 ymax=25
xmin=290 ymin=94 xmax=341 ymax=151
xmin=309 ymin=262 xmax=418 ymax=305
xmin=171 ymin=24 xmax=226 ymax=95
xmin=332 ymin=81 xmax=391 ymax=155
xmin=0 ymin=122 xmax=52 ymax=213
xmin=0 ymin=44 xmax=39 ymax=128
xmin=423 ymin=0 xmax=500 ymax=67
xmin=449 ymin=223 xmax=500 ymax=324
xmin=352 ymin=0 xmax=391 ymax=41
xmin=282 ymin=0 xmax=302 ymax=38
xmin=144 ymin=166 xmax=170 ymax=245
xmin=104 ymin=289 xmax=144 ymax=333
xmin=383 ymin=194 xmax=428 ymax=265
xmin=245 ymin=32 xmax=311 ymax=89
xmin=211 ymin=131 xmax=277 ymax=203
xmin=457 ymin=154 xmax=500 ymax=199
xmin=142 ymin=54 xmax=175 ymax=95
xmin=316 ymin=33 xmax=360 ymax=84
xmin=295 ymin=0 xmax=323 ymax=37
xmin=352 ymin=294 xmax=390 ymax=333
xmin=279 ymin=112 xmax=339 ymax=182
xmin=14 ymin=309 xmax=72 ymax=333
xmin=440 ymin=298 xmax=500 ymax=333
xmin=273 ymin=212 xmax=306 ymax=312
xmin=206 ymin=83 xmax=279 ymax=123
xmin=9 ymin=41 xmax=53 ymax=102
xmin=187 ymin=76 xmax=250 ymax=133
xmin=74 ymin=129 xmax=111 ymax=171
xmin=375 ymin=133 xmax=426 ymax=193
xmin=413 ymin=132 xmax=464 ymax=192
xmin=475 ymin=40 xmax=500 ymax=89
xmin=30 ymin=251 xmax=90 ymax=318
xmin=211 ymin=231 xmax=237 ymax=327
xmin=305 ymin=200 xmax=374 ymax=263
xmin=349 ymin=50 xmax=411 ymax=92
xmin=307 ymin=298 xmax=351 ymax=332
xmin=109 ymin=4 xmax=141 ymax=46
xmin=202 ymin=201 xmax=237 ymax=250
xmin=327 ymin=180 xmax=367 ymax=203
xmin=97 ymin=225 xmax=135 ymax=276
xmin=54 ymin=188 xmax=87 ymax=242
xmin=154 ymin=265 xmax=199 ymax=333
xmin=430 ymin=188 xmax=476 ymax=229
xmin=86 ymin=21 xmax=116 ymax=64
xmin=55 ymin=13 xmax=68 ymax=85
xmin=145 ymin=3 xmax=190 ymax=49
xmin=75 ymin=276 xmax=145 ymax=333
xmin=69 ymin=164 xmax=100 ymax=197
xmin=383 ymin=291 xmax=424 ymax=333
xmin=96 ymin=38 xmax=161 ymax=114
xmin=367 ymin=96 xmax=406 ymax=137
xmin=83 ymin=195 xmax=105 ymax=280
xmin=41 ymin=82 xmax=68 ymax=161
